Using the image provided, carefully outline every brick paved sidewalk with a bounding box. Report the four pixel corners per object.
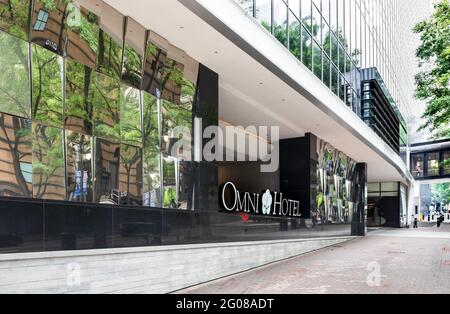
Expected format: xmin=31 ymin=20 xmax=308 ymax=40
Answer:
xmin=176 ymin=226 xmax=450 ymax=294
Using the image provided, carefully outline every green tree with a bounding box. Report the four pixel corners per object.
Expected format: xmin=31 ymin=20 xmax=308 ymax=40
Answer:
xmin=432 ymin=183 xmax=450 ymax=207
xmin=414 ymin=0 xmax=450 ymax=139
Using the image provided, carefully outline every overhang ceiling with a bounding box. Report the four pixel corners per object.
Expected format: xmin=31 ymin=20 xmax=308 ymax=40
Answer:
xmin=104 ymin=0 xmax=412 ymax=184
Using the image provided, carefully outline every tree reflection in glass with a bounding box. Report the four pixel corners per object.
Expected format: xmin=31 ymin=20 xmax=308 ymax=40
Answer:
xmin=32 ymin=44 xmax=64 ymax=128
xmin=121 ymin=85 xmax=142 ymax=147
xmin=142 ymin=41 xmax=167 ymax=96
xmin=66 ymin=130 xmax=93 ymax=202
xmin=95 ymin=138 xmax=120 ymax=204
xmin=66 ymin=4 xmax=99 ymax=69
xmin=65 ymin=59 xmax=94 ymax=135
xmin=32 ymin=123 xmax=65 ymax=200
xmin=0 ymin=32 xmax=31 ymax=119
xmin=142 ymin=92 xmax=161 ymax=207
xmin=119 ymin=144 xmax=143 ymax=206
xmin=30 ymin=0 xmax=68 ymax=55
xmin=0 ymin=0 xmax=31 ymax=41
xmin=162 ymin=155 xmax=177 ymax=209
xmin=92 ymin=72 xmax=120 ymax=142
xmin=122 ymin=17 xmax=145 ymax=89
xmin=0 ymin=114 xmax=32 ymax=198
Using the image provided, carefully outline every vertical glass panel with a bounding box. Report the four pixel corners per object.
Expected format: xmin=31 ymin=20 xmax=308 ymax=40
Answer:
xmin=92 ymin=72 xmax=120 ymax=142
xmin=96 ymin=3 xmax=124 ymax=79
xmin=311 ymin=3 xmax=321 ymax=43
xmin=30 ymin=0 xmax=67 ymax=55
xmin=94 ymin=138 xmax=120 ymax=204
xmin=290 ymin=0 xmax=300 ymax=19
xmin=143 ymin=92 xmax=160 ymax=152
xmin=161 ymin=57 xmax=183 ymax=105
xmin=0 ymin=114 xmax=32 ymax=198
xmin=443 ymin=151 xmax=450 ymax=176
xmin=66 ymin=130 xmax=93 ymax=202
xmin=273 ymin=0 xmax=288 ymax=48
xmin=66 ymin=4 xmax=99 ymax=69
xmin=323 ymin=55 xmax=331 ymax=88
xmin=329 ymin=0 xmax=337 ymax=32
xmin=255 ymin=0 xmax=272 ymax=32
xmin=121 ymin=85 xmax=142 ymax=147
xmin=301 ymin=25 xmax=312 ymax=70
xmin=288 ymin=9 xmax=301 ymax=59
xmin=122 ymin=17 xmax=145 ymax=89
xmin=330 ymin=33 xmax=338 ymax=67
xmin=301 ymin=0 xmax=312 ymax=29
xmin=32 ymin=123 xmax=65 ymax=200
xmin=161 ymin=100 xmax=192 ymax=160
xmin=162 ymin=155 xmax=177 ymax=209
xmin=339 ymin=75 xmax=346 ymax=103
xmin=427 ymin=152 xmax=440 ymax=177
xmin=142 ymin=37 xmax=167 ymax=96
xmin=143 ymin=149 xmax=161 ymax=208
xmin=119 ymin=144 xmax=143 ymax=206
xmin=31 ymin=44 xmax=64 ymax=128
xmin=0 ymin=0 xmax=31 ymax=40
xmin=312 ymin=39 xmax=322 ymax=80
xmin=65 ymin=59 xmax=94 ymax=135
xmin=411 ymin=154 xmax=424 ymax=178
xmin=339 ymin=44 xmax=346 ymax=74
xmin=0 ymin=31 xmax=31 ymax=119
xmin=331 ymin=65 xmax=338 ymax=96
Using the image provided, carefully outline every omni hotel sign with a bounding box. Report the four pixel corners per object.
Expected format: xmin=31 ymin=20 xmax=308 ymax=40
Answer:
xmin=219 ymin=182 xmax=302 ymax=218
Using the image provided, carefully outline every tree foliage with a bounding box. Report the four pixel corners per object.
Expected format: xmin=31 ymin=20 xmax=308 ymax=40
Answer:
xmin=414 ymin=0 xmax=450 ymax=138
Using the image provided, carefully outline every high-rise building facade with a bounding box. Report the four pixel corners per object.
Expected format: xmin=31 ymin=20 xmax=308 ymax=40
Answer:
xmin=0 ymin=0 xmax=431 ymax=293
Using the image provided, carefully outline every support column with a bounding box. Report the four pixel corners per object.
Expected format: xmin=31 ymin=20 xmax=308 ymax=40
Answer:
xmin=352 ymin=163 xmax=368 ymax=236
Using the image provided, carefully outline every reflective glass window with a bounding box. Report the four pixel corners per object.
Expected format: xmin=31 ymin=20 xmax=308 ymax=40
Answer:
xmin=121 ymin=85 xmax=142 ymax=147
xmin=92 ymin=72 xmax=120 ymax=142
xmin=32 ymin=123 xmax=65 ymax=200
xmin=94 ymin=138 xmax=120 ymax=204
xmin=301 ymin=25 xmax=312 ymax=70
xmin=65 ymin=59 xmax=94 ymax=135
xmin=427 ymin=152 xmax=440 ymax=177
xmin=31 ymin=44 xmax=64 ymax=128
xmin=142 ymin=40 xmax=167 ymax=96
xmin=444 ymin=151 xmax=450 ymax=175
xmin=119 ymin=144 xmax=143 ymax=206
xmin=0 ymin=114 xmax=32 ymax=198
xmin=30 ymin=0 xmax=67 ymax=55
xmin=0 ymin=31 xmax=31 ymax=119
xmin=161 ymin=58 xmax=183 ymax=105
xmin=96 ymin=4 xmax=124 ymax=79
xmin=411 ymin=154 xmax=424 ymax=178
xmin=312 ymin=39 xmax=322 ymax=80
xmin=66 ymin=130 xmax=93 ymax=203
xmin=161 ymin=100 xmax=192 ymax=160
xmin=143 ymin=149 xmax=161 ymax=208
xmin=122 ymin=17 xmax=145 ymax=89
xmin=162 ymin=155 xmax=177 ymax=209
xmin=66 ymin=4 xmax=99 ymax=69
xmin=273 ymin=0 xmax=288 ymax=48
xmin=0 ymin=0 xmax=31 ymax=41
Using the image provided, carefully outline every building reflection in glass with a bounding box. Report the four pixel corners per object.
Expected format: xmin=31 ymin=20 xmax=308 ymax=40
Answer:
xmin=66 ymin=130 xmax=93 ymax=202
xmin=94 ymin=138 xmax=120 ymax=204
xmin=122 ymin=17 xmax=145 ymax=89
xmin=0 ymin=114 xmax=32 ymax=198
xmin=142 ymin=33 xmax=168 ymax=96
xmin=31 ymin=44 xmax=64 ymax=128
xmin=0 ymin=0 xmax=31 ymax=41
xmin=119 ymin=144 xmax=143 ymax=206
xmin=0 ymin=32 xmax=31 ymax=119
xmin=32 ymin=123 xmax=65 ymax=200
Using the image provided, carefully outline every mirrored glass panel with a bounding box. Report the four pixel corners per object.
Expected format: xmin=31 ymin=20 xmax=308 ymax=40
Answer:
xmin=161 ymin=57 xmax=183 ymax=105
xmin=92 ymin=72 xmax=120 ymax=142
xmin=142 ymin=92 xmax=160 ymax=151
xmin=427 ymin=152 xmax=440 ymax=177
xmin=162 ymin=155 xmax=177 ymax=209
xmin=0 ymin=0 xmax=31 ymax=41
xmin=30 ymin=0 xmax=67 ymax=55
xmin=31 ymin=44 xmax=64 ymax=128
xmin=122 ymin=17 xmax=145 ymax=89
xmin=32 ymin=123 xmax=65 ymax=200
xmin=65 ymin=59 xmax=94 ymax=135
xmin=411 ymin=154 xmax=424 ymax=178
xmin=94 ymin=138 xmax=120 ymax=204
xmin=0 ymin=114 xmax=32 ymax=198
xmin=66 ymin=4 xmax=99 ymax=69
xmin=96 ymin=3 xmax=124 ymax=79
xmin=143 ymin=149 xmax=161 ymax=208
xmin=444 ymin=151 xmax=450 ymax=176
xmin=66 ymin=130 xmax=93 ymax=202
xmin=121 ymin=85 xmax=142 ymax=147
xmin=0 ymin=31 xmax=31 ymax=119
xmin=142 ymin=35 xmax=167 ymax=96
xmin=119 ymin=144 xmax=143 ymax=206
xmin=161 ymin=99 xmax=192 ymax=160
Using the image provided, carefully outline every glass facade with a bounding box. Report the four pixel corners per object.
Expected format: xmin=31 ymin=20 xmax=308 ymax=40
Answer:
xmin=236 ymin=0 xmax=414 ymax=135
xmin=0 ymin=1 xmax=199 ymax=209
xmin=411 ymin=150 xmax=450 ymax=179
